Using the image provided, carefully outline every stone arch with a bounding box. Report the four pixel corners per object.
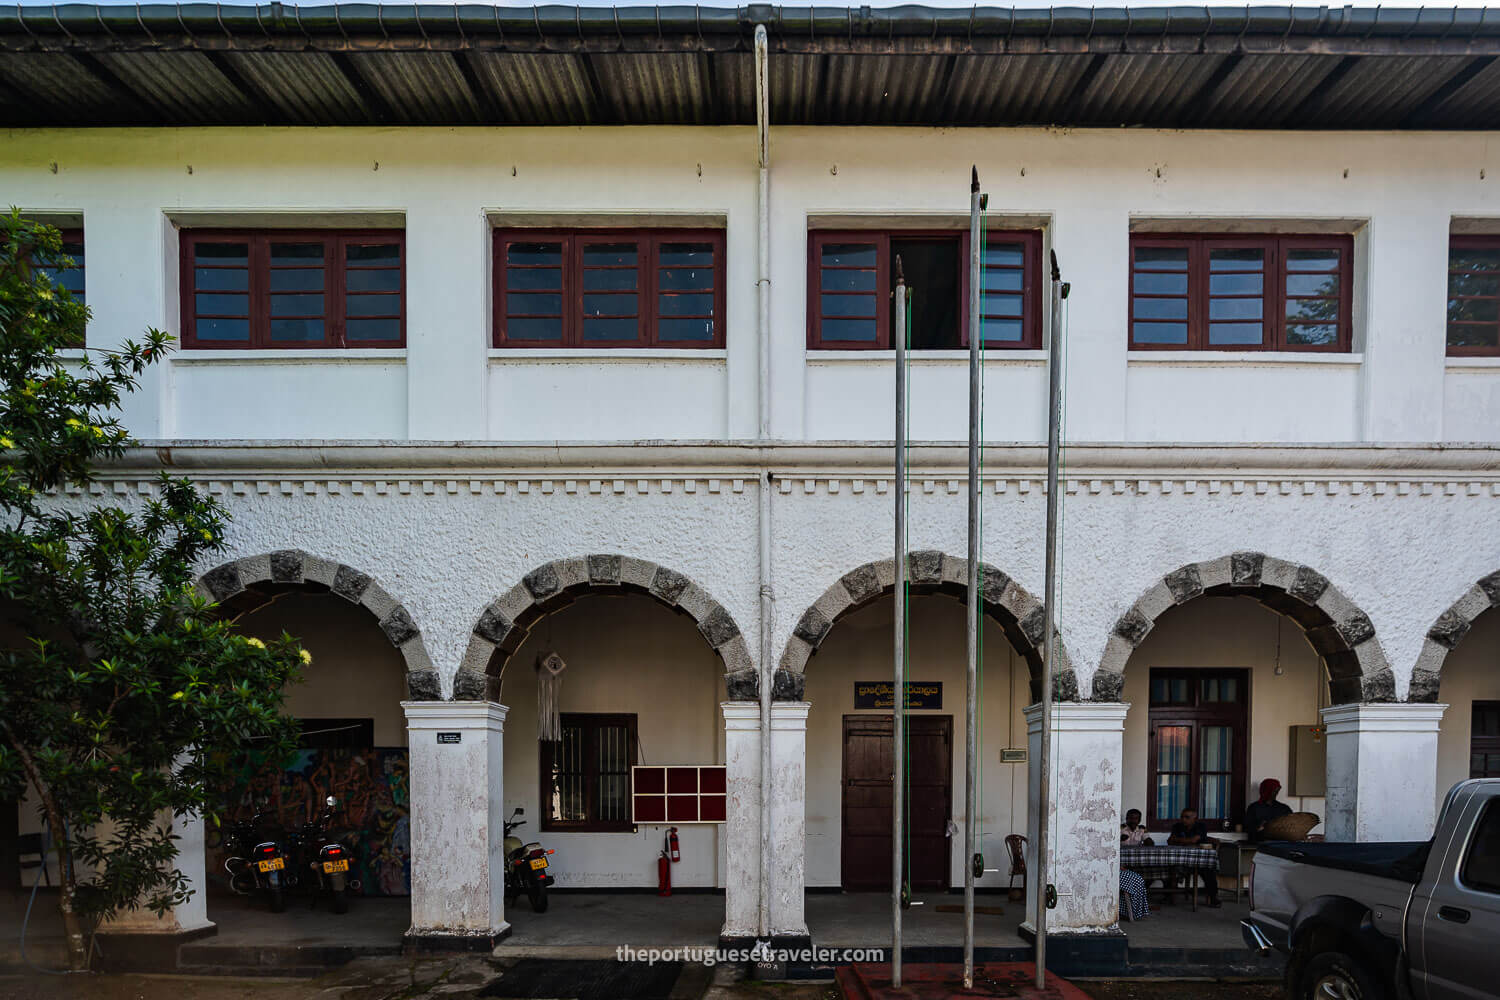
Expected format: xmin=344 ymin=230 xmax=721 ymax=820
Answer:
xmin=1094 ymin=551 xmax=1394 ymax=704
xmin=1410 ymin=569 xmax=1500 ymax=702
xmin=458 ymin=554 xmax=753 ymax=703
xmin=197 ymin=549 xmax=438 ymax=700
xmin=778 ymin=551 xmax=1077 ymax=704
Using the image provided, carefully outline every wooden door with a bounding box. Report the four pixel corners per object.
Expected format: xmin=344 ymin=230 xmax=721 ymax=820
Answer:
xmin=841 ymin=715 xmax=953 ymax=891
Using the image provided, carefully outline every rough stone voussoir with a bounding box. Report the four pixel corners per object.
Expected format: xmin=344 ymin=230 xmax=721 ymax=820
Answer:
xmin=1134 ymin=582 xmax=1175 ymax=623
xmin=201 ymin=562 xmax=244 ymax=603
xmin=979 ymin=565 xmax=1012 ymax=607
xmin=1360 ymin=668 xmax=1397 ymax=704
xmin=1260 ymin=556 xmax=1299 ymax=593
xmin=302 ymin=554 xmax=339 ymax=588
xmin=840 ymin=563 xmax=883 ymax=605
xmin=939 ymin=554 xmax=969 ymax=588
xmin=780 ymin=635 xmax=813 ymax=674
xmin=772 ymin=669 xmax=805 ymax=702
xmin=1000 ymin=581 xmax=1040 ymax=623
xmin=793 ymin=606 xmax=833 ymax=648
xmin=496 ymin=584 xmax=535 ymax=625
xmin=717 ymin=634 xmax=753 ymax=676
xmin=1113 ymin=608 xmax=1153 ymax=647
xmin=1334 ymin=611 xmax=1376 ymax=649
xmin=873 ymin=558 xmax=897 ymax=590
xmin=909 ymin=550 xmax=943 ymax=585
xmin=399 ymin=635 xmax=434 ymax=674
xmin=1480 ymin=569 xmax=1500 ymax=607
xmin=379 ymin=605 xmax=420 ymax=648
xmin=587 ymin=553 xmax=623 ymax=586
xmin=523 ymin=563 xmax=562 ymax=601
xmin=332 ymin=564 xmax=374 ymax=604
xmin=1230 ymin=551 xmax=1265 ymax=588
xmin=698 ymin=604 xmax=740 ymax=649
xmin=1289 ymin=566 xmax=1330 ymax=606
xmin=405 ymin=670 xmax=442 ymax=702
xmin=460 ymin=635 xmax=497 ymax=677
xmin=473 ymin=604 xmax=514 ymax=646
xmin=361 ymin=584 xmax=400 ymax=622
xmin=674 ymin=581 xmax=715 ymax=623
xmin=649 ymin=566 xmax=690 ymax=606
xmin=1164 ymin=564 xmax=1204 ymax=604
xmin=1098 ymin=634 xmax=1134 ymax=679
xmin=1018 ymin=606 xmax=1048 ymax=648
xmin=812 ymin=585 xmax=853 ymax=628
xmin=619 ymin=556 xmax=658 ymax=589
xmin=1091 ymin=669 xmax=1125 ymax=702
xmin=1197 ymin=555 xmax=1232 ymax=591
xmin=1053 ymin=669 xmax=1080 ymax=703
xmin=1314 ymin=585 xmax=1357 ymax=626
xmin=237 ymin=554 xmax=272 ymax=587
xmin=1426 ymin=609 xmax=1472 ymax=650
xmin=1406 ymin=666 xmax=1443 ymax=703
xmin=1451 ymin=585 xmax=1492 ymax=624
xmin=725 ymin=669 xmax=759 ymax=701
xmin=1354 ymin=641 xmax=1391 ymax=685
xmin=269 ymin=549 xmax=306 ymax=584
xmin=450 ymin=669 xmax=488 ymax=701
xmin=553 ymin=556 xmax=590 ymax=591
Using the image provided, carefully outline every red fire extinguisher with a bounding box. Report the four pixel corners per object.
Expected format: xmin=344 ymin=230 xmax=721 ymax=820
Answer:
xmin=657 ymin=850 xmax=672 ymax=897
xmin=668 ymin=827 xmax=681 ymax=863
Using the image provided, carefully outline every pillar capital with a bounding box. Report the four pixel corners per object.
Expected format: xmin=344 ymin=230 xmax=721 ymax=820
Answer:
xmin=1024 ymin=701 xmax=1130 ymax=733
xmin=402 ymin=699 xmax=507 ymax=732
xmin=722 ymin=700 xmax=761 ymax=730
xmin=769 ymin=701 xmax=810 ymax=730
xmin=1321 ymin=702 xmax=1447 ymax=733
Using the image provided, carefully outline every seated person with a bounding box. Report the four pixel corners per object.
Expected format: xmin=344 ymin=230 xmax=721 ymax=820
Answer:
xmin=1120 ymin=867 xmax=1152 ymax=921
xmin=1244 ymin=778 xmax=1294 ymax=842
xmin=1120 ymin=808 xmax=1153 ymax=846
xmin=1167 ymin=807 xmax=1221 ymax=908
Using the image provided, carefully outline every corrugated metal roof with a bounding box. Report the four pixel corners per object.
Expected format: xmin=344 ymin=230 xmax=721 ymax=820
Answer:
xmin=6 ymin=4 xmax=1500 ymax=129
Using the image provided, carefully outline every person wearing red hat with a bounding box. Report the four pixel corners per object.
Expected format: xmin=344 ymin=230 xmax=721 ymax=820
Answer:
xmin=1244 ymin=778 xmax=1293 ymax=842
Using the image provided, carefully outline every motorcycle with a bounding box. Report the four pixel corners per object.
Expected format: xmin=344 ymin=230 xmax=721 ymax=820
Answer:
xmin=222 ymin=808 xmax=290 ymax=913
xmin=502 ymin=807 xmax=554 ymax=913
xmin=289 ymin=795 xmax=359 ymax=914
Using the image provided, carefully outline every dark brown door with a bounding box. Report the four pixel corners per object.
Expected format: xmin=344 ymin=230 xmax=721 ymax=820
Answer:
xmin=841 ymin=715 xmax=952 ymax=891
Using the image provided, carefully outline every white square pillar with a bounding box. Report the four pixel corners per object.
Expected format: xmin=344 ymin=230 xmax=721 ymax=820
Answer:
xmin=1322 ymin=703 xmax=1448 ymax=842
xmin=403 ymin=700 xmax=509 ymax=950
xmin=99 ymin=809 xmax=213 ymax=936
xmin=1024 ymin=702 xmax=1130 ymax=934
xmin=769 ymin=701 xmax=810 ymax=944
xmin=721 ymin=701 xmax=762 ymax=944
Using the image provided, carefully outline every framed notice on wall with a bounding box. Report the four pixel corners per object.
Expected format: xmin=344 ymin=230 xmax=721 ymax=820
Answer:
xmin=631 ymin=765 xmax=727 ymax=824
xmin=854 ymin=681 xmax=943 ymax=710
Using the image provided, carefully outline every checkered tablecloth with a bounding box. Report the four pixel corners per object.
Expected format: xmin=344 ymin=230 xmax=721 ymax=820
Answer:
xmin=1121 ymin=844 xmax=1221 ymax=881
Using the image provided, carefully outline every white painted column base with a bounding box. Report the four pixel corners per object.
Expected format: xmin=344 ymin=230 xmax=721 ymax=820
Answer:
xmin=721 ymin=701 xmax=762 ymax=944
xmin=1322 ymin=702 xmax=1447 ymax=843
xmin=99 ymin=808 xmax=214 ymax=936
xmin=769 ymin=702 xmax=811 ymax=944
xmin=1023 ymin=702 xmax=1130 ymax=936
xmin=403 ymin=700 xmax=510 ymax=950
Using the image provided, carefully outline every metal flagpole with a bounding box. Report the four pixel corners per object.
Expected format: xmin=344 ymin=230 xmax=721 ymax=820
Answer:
xmin=1035 ymin=250 xmax=1068 ymax=991
xmin=963 ymin=166 xmax=982 ymax=991
xmin=892 ymin=259 xmax=907 ymax=990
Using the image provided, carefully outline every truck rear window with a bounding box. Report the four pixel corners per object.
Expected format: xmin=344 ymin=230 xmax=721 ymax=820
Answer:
xmin=1461 ymin=803 xmax=1500 ymax=895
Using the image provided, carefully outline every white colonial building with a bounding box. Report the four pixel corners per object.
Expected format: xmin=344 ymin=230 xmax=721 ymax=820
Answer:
xmin=4 ymin=0 xmax=1500 ymax=974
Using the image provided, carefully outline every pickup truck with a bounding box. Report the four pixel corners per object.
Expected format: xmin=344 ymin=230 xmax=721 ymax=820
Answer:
xmin=1242 ymin=778 xmax=1500 ymax=1000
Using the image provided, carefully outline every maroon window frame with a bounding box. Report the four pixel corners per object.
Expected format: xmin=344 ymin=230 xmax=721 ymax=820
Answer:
xmin=1145 ymin=668 xmax=1249 ymax=832
xmin=1448 ymin=236 xmax=1500 ymax=357
xmin=540 ymin=713 xmax=639 ymax=833
xmin=35 ymin=228 xmax=85 ymax=347
xmin=1129 ymin=234 xmax=1354 ymax=352
xmin=180 ymin=230 xmax=405 ymax=349
xmin=493 ymin=229 xmax=726 ymax=349
xmin=806 ymin=229 xmax=1043 ymax=350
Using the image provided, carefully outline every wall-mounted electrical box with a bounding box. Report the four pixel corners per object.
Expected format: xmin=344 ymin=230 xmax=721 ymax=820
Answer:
xmin=1288 ymin=725 xmax=1327 ymax=797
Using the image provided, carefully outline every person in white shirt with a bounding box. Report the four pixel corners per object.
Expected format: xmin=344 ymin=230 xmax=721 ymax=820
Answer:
xmin=1120 ymin=808 xmax=1154 ymax=846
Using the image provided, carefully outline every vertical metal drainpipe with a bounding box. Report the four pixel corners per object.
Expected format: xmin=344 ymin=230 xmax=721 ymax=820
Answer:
xmin=891 ymin=265 xmax=907 ymax=988
xmin=754 ymin=22 xmax=774 ymax=949
xmin=963 ymin=167 xmax=982 ymax=990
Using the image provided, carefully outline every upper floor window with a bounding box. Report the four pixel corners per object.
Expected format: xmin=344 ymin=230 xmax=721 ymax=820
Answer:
xmin=808 ymin=230 xmax=1042 ymax=350
xmin=35 ymin=228 xmax=85 ymax=348
xmin=1448 ymin=237 xmax=1500 ymax=356
xmin=180 ymin=230 xmax=404 ymax=349
xmin=494 ymin=229 xmax=724 ymax=349
xmin=1129 ymin=234 xmax=1352 ymax=352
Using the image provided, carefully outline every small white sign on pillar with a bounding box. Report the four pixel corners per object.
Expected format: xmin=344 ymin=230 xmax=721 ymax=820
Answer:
xmin=403 ymin=700 xmax=509 ymax=950
xmin=1322 ymin=702 xmax=1447 ymax=843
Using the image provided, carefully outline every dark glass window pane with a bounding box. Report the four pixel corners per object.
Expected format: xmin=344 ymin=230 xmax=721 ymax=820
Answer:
xmin=1134 ymin=322 xmax=1188 ymax=344
xmin=583 ymin=268 xmax=638 ymax=291
xmin=508 ymin=242 xmax=561 ymax=267
xmin=347 ymin=243 xmax=400 ymax=264
xmin=1452 ymin=248 xmax=1500 ymax=273
xmin=506 ymin=267 xmax=561 ymax=291
xmin=982 ymin=293 xmax=1023 ymax=317
xmin=1210 ymin=298 xmax=1262 ymax=321
xmin=659 ymin=318 xmax=715 ymax=342
xmin=1136 ymin=298 xmax=1188 ymax=321
xmin=198 ymin=317 xmax=249 ymax=340
xmin=196 ymin=292 xmax=248 ymax=315
xmin=890 ymin=237 xmax=961 ymax=349
xmin=1209 ymin=323 xmax=1264 ymax=345
xmin=1287 ymin=298 xmax=1340 ymax=324
xmin=659 ymin=293 xmax=714 ymax=317
xmin=1287 ymin=273 xmax=1339 ymax=297
xmin=1450 ymin=324 xmax=1500 ymax=348
xmin=347 ymin=268 xmax=401 ymax=292
xmin=1459 ymin=805 xmax=1500 ymax=893
xmin=660 ymin=243 xmax=713 ymax=267
xmin=820 ymin=318 xmax=878 ymax=342
xmin=1450 ymin=299 xmax=1500 ymax=323
xmin=1135 ymin=272 xmax=1188 ymax=295
xmin=195 ymin=242 xmax=248 ymax=265
xmin=271 ymin=293 xmax=324 ymax=316
xmin=345 ymin=318 xmax=401 ymax=342
xmin=583 ymin=293 xmax=637 ymax=317
xmin=1210 ymin=273 xmax=1263 ymax=295
xmin=505 ymin=317 xmax=562 ymax=341
xmin=1287 ymin=249 xmax=1340 ymax=271
xmin=822 ymin=294 xmax=875 ymax=317
xmin=659 ymin=267 xmax=713 ymax=291
xmin=583 ymin=243 xmax=637 ymax=267
xmin=984 ymin=244 xmax=1024 ymax=267
xmin=983 ymin=269 xmax=1024 ymax=292
xmin=270 ymin=318 xmax=324 ymax=341
xmin=582 ymin=317 xmax=638 ymax=341
xmin=1136 ymin=247 xmax=1188 ymax=269
xmin=195 ymin=267 xmax=248 ymax=291
xmin=508 ymin=293 xmax=562 ymax=316
xmin=822 ymin=268 xmax=877 ymax=292
xmin=347 ymin=294 xmax=399 ymax=317
xmin=1209 ymin=248 xmax=1263 ymax=270
xmin=270 ymin=242 xmax=322 ymax=264
xmin=1286 ymin=323 xmax=1338 ymax=345
xmin=822 ymin=243 xmax=877 ymax=268
xmin=270 ymin=268 xmax=324 ymax=292
xmin=981 ymin=319 xmax=1023 ymax=342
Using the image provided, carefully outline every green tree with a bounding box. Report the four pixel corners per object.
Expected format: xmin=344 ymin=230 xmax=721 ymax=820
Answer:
xmin=0 ymin=210 xmax=304 ymax=971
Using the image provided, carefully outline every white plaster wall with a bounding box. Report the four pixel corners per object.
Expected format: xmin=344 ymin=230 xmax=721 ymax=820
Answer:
xmin=497 ymin=594 xmax=725 ymax=889
xmin=801 ymin=595 xmax=1030 ymax=889
xmin=1444 ymin=363 xmax=1500 ymax=441
xmin=1120 ymin=598 xmax=1327 ymax=833
xmin=169 ymin=357 xmax=408 ymax=440
xmin=238 ymin=592 xmax=410 ymax=747
xmin=487 ymin=357 xmax=728 ymax=441
xmin=1435 ymin=608 xmax=1500 ymax=808
xmin=4 ymin=126 xmax=1500 ymax=446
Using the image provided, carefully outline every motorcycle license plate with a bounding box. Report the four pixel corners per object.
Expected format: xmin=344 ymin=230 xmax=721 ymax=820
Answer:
xmin=529 ymin=857 xmax=548 ymax=871
xmin=257 ymin=858 xmax=285 ymax=873
xmin=322 ymin=859 xmax=350 ymax=874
